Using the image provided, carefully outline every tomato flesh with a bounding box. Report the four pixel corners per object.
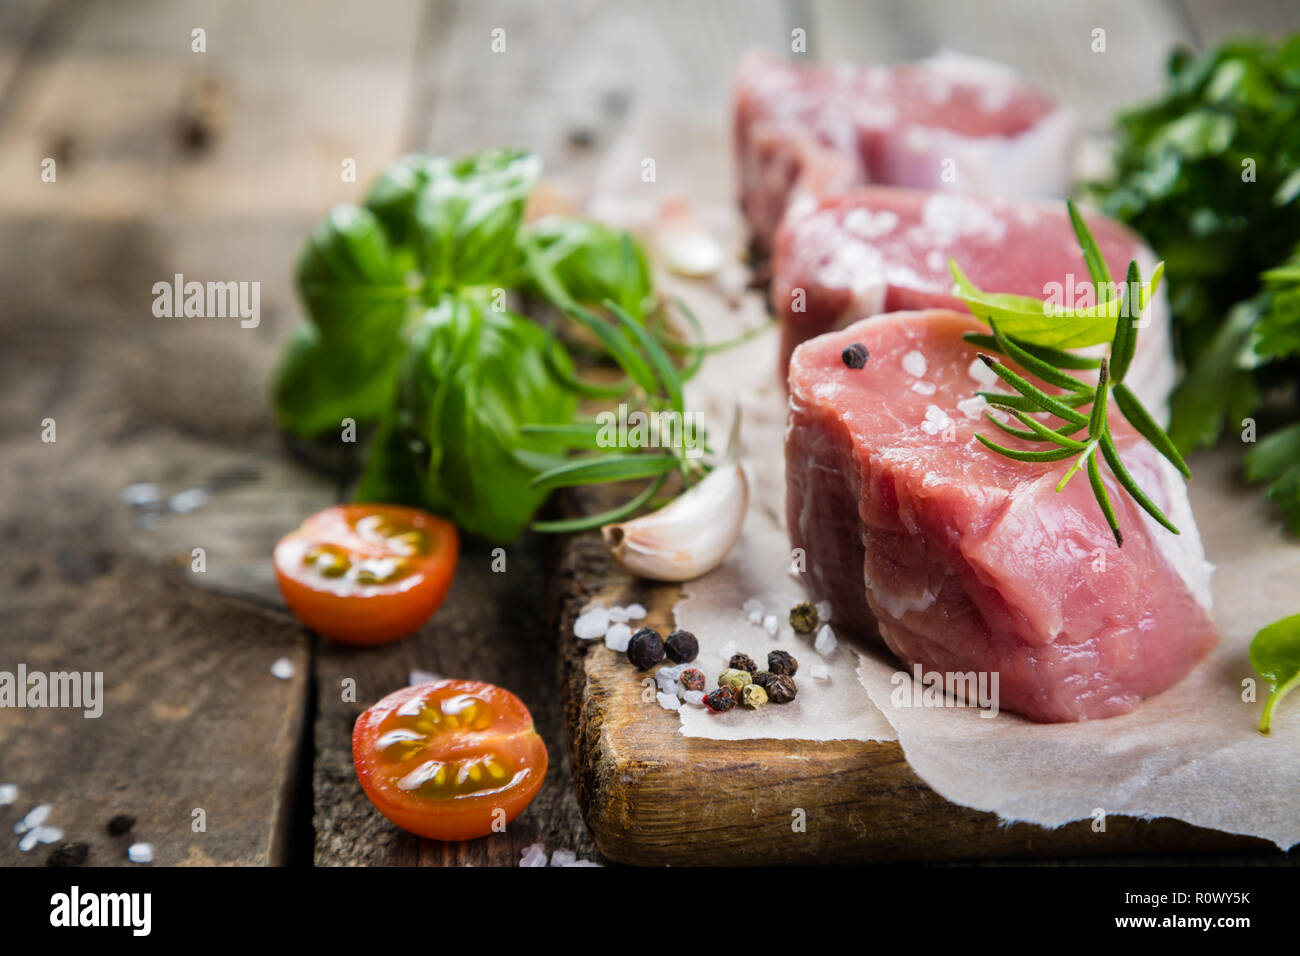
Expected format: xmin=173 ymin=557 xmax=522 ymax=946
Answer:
xmin=273 ymin=504 xmax=458 ymax=645
xmin=353 ymin=680 xmax=548 ymax=841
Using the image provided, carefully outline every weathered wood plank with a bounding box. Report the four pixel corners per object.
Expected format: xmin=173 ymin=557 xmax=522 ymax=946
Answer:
xmin=1182 ymin=0 xmax=1300 ymax=46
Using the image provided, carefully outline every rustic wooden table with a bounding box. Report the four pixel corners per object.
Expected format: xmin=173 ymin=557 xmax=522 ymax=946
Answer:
xmin=1 ymin=0 xmax=1296 ymax=867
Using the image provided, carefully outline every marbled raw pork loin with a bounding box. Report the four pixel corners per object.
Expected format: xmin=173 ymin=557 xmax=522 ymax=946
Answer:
xmin=772 ymin=188 xmax=1178 ymax=423
xmin=734 ymin=49 xmax=1076 ymax=249
xmin=785 ymin=309 xmax=1217 ymax=723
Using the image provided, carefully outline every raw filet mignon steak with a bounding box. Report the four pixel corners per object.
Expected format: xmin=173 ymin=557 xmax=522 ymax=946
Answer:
xmin=785 ymin=309 xmax=1217 ymax=723
xmin=771 ymin=188 xmax=1177 ymax=423
xmin=734 ymin=50 xmax=1076 ymax=249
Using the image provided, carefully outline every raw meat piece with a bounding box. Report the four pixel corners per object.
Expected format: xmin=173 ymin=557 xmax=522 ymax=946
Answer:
xmin=734 ymin=50 xmax=1076 ymax=248
xmin=785 ymin=309 xmax=1217 ymax=723
xmin=772 ymin=188 xmax=1177 ymax=423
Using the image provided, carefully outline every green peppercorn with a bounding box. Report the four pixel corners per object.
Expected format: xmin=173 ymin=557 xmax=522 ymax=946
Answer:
xmin=767 ymin=674 xmax=797 ymax=704
xmin=718 ymin=668 xmax=751 ymax=696
xmin=728 ymin=652 xmax=758 ymax=674
xmin=789 ymin=602 xmax=819 ymax=634
xmin=704 ymin=686 xmax=736 ymax=712
xmin=679 ymin=668 xmax=705 ymax=692
xmin=741 ymin=683 xmax=769 ymax=709
xmin=627 ymin=628 xmax=665 ymax=669
xmin=664 ymin=629 xmax=699 ymax=663
xmin=768 ymin=649 xmax=798 ymax=677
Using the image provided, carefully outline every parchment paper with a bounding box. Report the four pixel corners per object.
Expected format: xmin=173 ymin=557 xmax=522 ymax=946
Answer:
xmin=586 ymin=105 xmax=1300 ymax=850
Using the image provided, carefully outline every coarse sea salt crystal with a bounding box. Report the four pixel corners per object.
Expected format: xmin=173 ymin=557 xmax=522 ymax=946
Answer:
xmin=0 ymin=784 xmax=16 ymax=806
xmin=573 ymin=607 xmax=610 ymax=640
xmin=969 ymin=357 xmax=998 ymax=386
xmin=519 ymin=843 xmax=547 ymax=867
xmin=607 ymin=606 xmax=629 ymax=623
xmin=902 ymin=350 xmax=927 ymax=378
xmin=683 ymin=690 xmax=706 ymax=706
xmin=815 ymin=600 xmax=832 ymax=622
xmin=814 ymin=625 xmax=838 ymax=656
xmin=624 ymin=603 xmax=647 ymax=620
xmin=656 ymin=670 xmax=681 ymax=694
xmin=762 ymin=613 xmax=779 ymax=637
xmin=18 ymin=830 xmax=40 ymax=852
xmin=33 ymin=825 xmax=63 ymax=844
xmin=550 ymin=849 xmax=577 ymax=867
xmin=564 ymin=859 xmax=603 ymax=867
xmin=604 ymin=623 xmax=632 ymax=652
xmin=16 ymin=804 xmax=50 ymax=834
xmin=911 ymin=381 xmax=937 ymax=396
xmin=270 ymin=657 xmax=294 ymax=680
xmin=958 ymin=395 xmax=988 ymax=420
xmin=169 ymin=487 xmax=209 ymax=514
xmin=128 ymin=842 xmax=154 ymax=864
xmin=120 ymin=483 xmax=161 ymax=507
xmin=718 ymin=640 xmax=737 ymax=662
xmin=656 ymin=692 xmax=681 ymax=711
xmin=810 ymin=663 xmax=831 ymax=680
xmin=408 ymin=669 xmax=439 ymax=686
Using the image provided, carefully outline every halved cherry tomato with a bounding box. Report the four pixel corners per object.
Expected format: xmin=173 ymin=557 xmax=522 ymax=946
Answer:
xmin=273 ymin=504 xmax=458 ymax=645
xmin=352 ymin=680 xmax=548 ymax=841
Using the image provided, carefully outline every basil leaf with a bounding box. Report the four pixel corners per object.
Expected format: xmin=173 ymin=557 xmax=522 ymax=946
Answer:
xmin=1250 ymin=613 xmax=1300 ymax=734
xmin=275 ymin=203 xmax=413 ymax=436
xmin=410 ymin=149 xmax=542 ymax=291
xmin=519 ymin=216 xmax=653 ymax=316
xmin=379 ymin=290 xmax=576 ymax=543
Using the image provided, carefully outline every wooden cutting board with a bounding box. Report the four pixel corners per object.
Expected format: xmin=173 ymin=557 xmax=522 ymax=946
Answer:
xmin=550 ymin=492 xmax=1271 ymax=866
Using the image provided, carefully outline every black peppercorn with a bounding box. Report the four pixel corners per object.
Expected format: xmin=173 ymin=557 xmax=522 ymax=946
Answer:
xmin=768 ymin=674 xmax=798 ymax=704
xmin=768 ymin=649 xmax=798 ymax=677
xmin=728 ymin=652 xmax=758 ymax=674
xmin=789 ymin=601 xmax=819 ymax=634
xmin=46 ymin=842 xmax=90 ymax=867
xmin=664 ymin=629 xmax=699 ymax=664
xmin=627 ymin=628 xmax=665 ymax=669
xmin=841 ymin=342 xmax=869 ymax=369
xmin=106 ymin=814 xmax=135 ymax=836
xmin=752 ymin=670 xmax=779 ymax=692
xmin=704 ymin=686 xmax=737 ymax=712
xmin=679 ymin=668 xmax=705 ymax=692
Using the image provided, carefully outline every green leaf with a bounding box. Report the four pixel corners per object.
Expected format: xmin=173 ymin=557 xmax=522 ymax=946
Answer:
xmin=1109 ymin=260 xmax=1141 ymax=384
xmin=1250 ymin=613 xmax=1300 ymax=734
xmin=983 ymin=406 xmax=1088 ymax=447
xmin=1113 ymin=383 xmax=1191 ymax=479
xmin=962 ymin=332 xmax=1101 ymax=369
xmin=273 ymin=323 xmax=403 ymax=438
xmin=974 ymin=434 xmax=1078 ymax=463
xmin=386 ymin=291 xmax=576 ymax=543
xmin=531 ymin=473 xmax=668 ymax=533
xmin=988 ymin=320 xmax=1092 ymax=393
xmin=529 ymin=453 xmax=680 ymax=491
xmin=1244 ymin=422 xmax=1300 ymax=534
xmin=1098 ymin=430 xmax=1180 ymax=534
xmin=519 ymin=217 xmax=653 ymax=317
xmin=409 ymin=148 xmax=542 ymax=291
xmin=606 ymin=299 xmax=683 ymax=413
xmin=976 ymin=355 xmax=1090 ymax=426
xmin=1055 ymin=440 xmax=1098 ymax=493
xmin=1167 ymin=299 xmax=1263 ymax=452
xmin=1067 ymin=199 xmax=1115 ymax=307
xmin=1087 ymin=448 xmax=1123 ymax=547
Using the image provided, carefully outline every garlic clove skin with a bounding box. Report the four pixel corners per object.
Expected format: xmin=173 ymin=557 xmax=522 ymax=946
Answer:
xmin=601 ymin=462 xmax=747 ymax=582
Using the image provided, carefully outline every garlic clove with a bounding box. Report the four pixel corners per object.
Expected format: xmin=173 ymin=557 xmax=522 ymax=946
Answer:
xmin=601 ymin=462 xmax=747 ymax=582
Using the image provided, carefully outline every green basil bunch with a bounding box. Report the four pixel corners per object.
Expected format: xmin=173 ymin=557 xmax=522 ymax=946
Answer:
xmin=272 ymin=148 xmax=654 ymax=542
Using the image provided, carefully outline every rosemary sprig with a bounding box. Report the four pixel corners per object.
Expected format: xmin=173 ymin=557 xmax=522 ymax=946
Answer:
xmin=958 ymin=202 xmax=1190 ymax=547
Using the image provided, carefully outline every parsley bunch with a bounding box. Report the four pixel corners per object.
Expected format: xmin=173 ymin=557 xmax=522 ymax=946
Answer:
xmin=1087 ymin=36 xmax=1300 ymax=531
